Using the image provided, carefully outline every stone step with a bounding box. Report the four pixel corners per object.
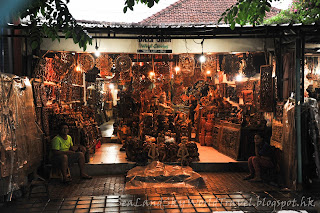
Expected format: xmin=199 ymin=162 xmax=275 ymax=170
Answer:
xmin=70 ymin=161 xmax=248 ymax=176
xmin=101 ymin=136 xmax=120 ymax=143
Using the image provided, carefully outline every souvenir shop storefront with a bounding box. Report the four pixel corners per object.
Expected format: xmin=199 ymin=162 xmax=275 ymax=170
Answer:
xmin=2 ymin=23 xmax=320 ymax=194
xmin=39 ymin=29 xmax=274 ymax=163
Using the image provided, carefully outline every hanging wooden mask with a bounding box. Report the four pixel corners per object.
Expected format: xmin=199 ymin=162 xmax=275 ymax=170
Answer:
xmin=95 ymin=53 xmax=113 ymax=77
xmin=179 ymin=54 xmax=195 ymax=75
xmin=115 ymin=55 xmax=132 ymax=73
xmin=201 ymin=54 xmax=217 ymax=76
xmin=79 ymin=53 xmax=95 ymax=72
xmin=260 ymin=65 xmax=273 ymax=111
xmin=52 ymin=54 xmax=69 ymax=78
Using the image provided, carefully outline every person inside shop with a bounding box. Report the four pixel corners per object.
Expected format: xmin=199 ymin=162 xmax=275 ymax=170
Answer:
xmin=243 ymin=133 xmax=274 ymax=182
xmin=189 ymin=95 xmax=197 ymax=125
xmin=51 ymin=122 xmax=92 ymax=183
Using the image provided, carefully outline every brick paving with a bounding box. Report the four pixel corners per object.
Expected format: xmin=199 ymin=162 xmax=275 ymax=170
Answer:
xmin=1 ymin=172 xmax=319 ymax=212
xmin=27 ymin=172 xmax=278 ymax=198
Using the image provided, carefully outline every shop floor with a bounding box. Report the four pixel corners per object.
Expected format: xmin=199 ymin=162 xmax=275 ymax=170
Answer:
xmin=90 ymin=143 xmax=236 ymax=165
xmin=90 ymin=143 xmax=129 ymax=164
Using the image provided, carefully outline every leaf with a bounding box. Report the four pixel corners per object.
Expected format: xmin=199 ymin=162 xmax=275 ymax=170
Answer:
xmin=31 ymin=41 xmax=39 ymax=49
xmin=230 ymin=22 xmax=235 ymax=30
xmin=65 ymin=31 xmax=72 ymax=39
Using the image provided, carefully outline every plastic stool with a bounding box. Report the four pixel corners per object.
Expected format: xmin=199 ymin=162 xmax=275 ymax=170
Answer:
xmin=49 ymin=166 xmax=71 ymax=181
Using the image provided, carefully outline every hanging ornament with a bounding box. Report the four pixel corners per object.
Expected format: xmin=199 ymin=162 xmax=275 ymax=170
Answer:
xmin=52 ymin=54 xmax=68 ymax=78
xmin=155 ymin=61 xmax=170 ymax=77
xmin=34 ymin=58 xmax=46 ymax=78
xmin=115 ymin=54 xmax=132 ymax=72
xmin=179 ymin=54 xmax=195 ymax=74
xmin=201 ymin=54 xmax=217 ymax=76
xmin=45 ymin=58 xmax=58 ymax=82
xmin=79 ymin=53 xmax=95 ymax=72
xmin=95 ymin=53 xmax=113 ymax=77
xmin=59 ymin=52 xmax=75 ymax=69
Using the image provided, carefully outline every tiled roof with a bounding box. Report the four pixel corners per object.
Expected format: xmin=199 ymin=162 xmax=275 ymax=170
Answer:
xmin=139 ymin=0 xmax=280 ymax=25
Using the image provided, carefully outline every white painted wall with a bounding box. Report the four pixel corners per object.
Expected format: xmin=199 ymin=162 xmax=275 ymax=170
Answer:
xmin=41 ymin=37 xmax=273 ymax=53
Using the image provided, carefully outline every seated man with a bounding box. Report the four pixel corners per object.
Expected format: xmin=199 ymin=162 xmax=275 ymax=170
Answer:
xmin=244 ymin=133 xmax=274 ymax=182
xmin=51 ymin=122 xmax=92 ymax=183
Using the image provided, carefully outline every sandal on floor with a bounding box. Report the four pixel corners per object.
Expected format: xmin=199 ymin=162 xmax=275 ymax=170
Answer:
xmin=243 ymin=174 xmax=254 ymax=180
xmin=81 ymin=175 xmax=92 ymax=180
xmin=62 ymin=177 xmax=72 ymax=184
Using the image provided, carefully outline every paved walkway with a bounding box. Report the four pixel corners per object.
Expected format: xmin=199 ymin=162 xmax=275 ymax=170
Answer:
xmin=1 ymin=173 xmax=319 ymax=212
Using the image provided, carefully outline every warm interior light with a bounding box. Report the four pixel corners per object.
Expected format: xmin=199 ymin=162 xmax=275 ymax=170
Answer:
xmin=236 ymin=74 xmax=244 ymax=81
xmin=175 ymin=66 xmax=180 ymax=72
xmin=76 ymin=65 xmax=81 ymax=72
xmin=149 ymin=71 xmax=155 ymax=78
xmin=206 ymin=70 xmax=211 ymax=75
xmin=109 ymin=83 xmax=114 ymax=89
xmin=199 ymin=55 xmax=206 ymax=63
xmin=94 ymin=51 xmax=101 ymax=57
xmin=139 ymin=62 xmax=143 ymax=66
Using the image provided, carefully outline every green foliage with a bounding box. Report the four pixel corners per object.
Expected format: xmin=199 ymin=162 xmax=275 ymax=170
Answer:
xmin=264 ymin=9 xmax=295 ymax=24
xmin=124 ymin=0 xmax=160 ymax=13
xmin=9 ymin=0 xmax=92 ymax=51
xmin=265 ymin=0 xmax=320 ymax=25
xmin=219 ymin=0 xmax=279 ymax=29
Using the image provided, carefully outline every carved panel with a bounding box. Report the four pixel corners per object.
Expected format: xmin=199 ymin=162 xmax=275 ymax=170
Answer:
xmin=271 ymin=120 xmax=283 ymax=150
xmin=179 ymin=54 xmax=195 ymax=75
xmin=219 ymin=126 xmax=241 ymax=160
xmin=260 ymin=65 xmax=273 ymax=111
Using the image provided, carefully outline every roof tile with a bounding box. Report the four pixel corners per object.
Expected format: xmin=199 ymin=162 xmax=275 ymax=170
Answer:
xmin=139 ymin=0 xmax=280 ymax=25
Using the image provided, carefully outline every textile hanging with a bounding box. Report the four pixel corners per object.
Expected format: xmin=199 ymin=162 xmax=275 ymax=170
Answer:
xmin=0 ymin=74 xmax=43 ymax=194
xmin=281 ymin=100 xmax=296 ymax=189
xmin=283 ymin=51 xmax=296 ymax=100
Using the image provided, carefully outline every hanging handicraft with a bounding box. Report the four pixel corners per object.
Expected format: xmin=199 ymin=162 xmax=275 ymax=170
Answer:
xmin=201 ymin=55 xmax=217 ymax=76
xmin=59 ymin=52 xmax=75 ymax=69
xmin=179 ymin=54 xmax=195 ymax=75
xmin=260 ymin=65 xmax=273 ymax=111
xmin=95 ymin=53 xmax=113 ymax=77
xmin=52 ymin=53 xmax=74 ymax=79
xmin=34 ymin=58 xmax=46 ymax=78
xmin=79 ymin=53 xmax=95 ymax=72
xmin=44 ymin=58 xmax=58 ymax=82
xmin=115 ymin=55 xmax=132 ymax=72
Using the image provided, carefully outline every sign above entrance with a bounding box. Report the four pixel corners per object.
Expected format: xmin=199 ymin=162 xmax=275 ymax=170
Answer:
xmin=137 ymin=38 xmax=172 ymax=53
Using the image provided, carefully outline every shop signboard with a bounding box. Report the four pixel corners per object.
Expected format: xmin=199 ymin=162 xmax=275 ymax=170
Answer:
xmin=137 ymin=38 xmax=172 ymax=53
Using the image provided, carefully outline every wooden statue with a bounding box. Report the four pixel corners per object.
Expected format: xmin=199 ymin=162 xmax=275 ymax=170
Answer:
xmin=177 ymin=137 xmax=189 ymax=166
xmin=148 ymin=143 xmax=159 ymax=162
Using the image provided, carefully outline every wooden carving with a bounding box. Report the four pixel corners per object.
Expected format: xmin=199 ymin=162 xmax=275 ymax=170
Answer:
xmin=271 ymin=120 xmax=283 ymax=150
xmin=95 ymin=53 xmax=113 ymax=77
xmin=79 ymin=53 xmax=95 ymax=72
xmin=115 ymin=54 xmax=132 ymax=72
xmin=260 ymin=65 xmax=273 ymax=111
xmin=201 ymin=54 xmax=217 ymax=76
xmin=219 ymin=126 xmax=241 ymax=160
xmin=179 ymin=54 xmax=195 ymax=75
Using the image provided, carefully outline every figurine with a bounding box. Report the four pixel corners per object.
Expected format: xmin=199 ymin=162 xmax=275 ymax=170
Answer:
xmin=148 ymin=143 xmax=159 ymax=162
xmin=177 ymin=137 xmax=189 ymax=166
